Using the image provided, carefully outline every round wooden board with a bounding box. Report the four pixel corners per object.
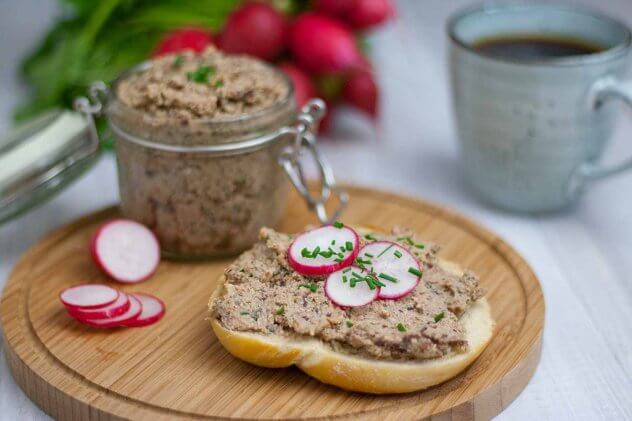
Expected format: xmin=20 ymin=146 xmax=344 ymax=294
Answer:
xmin=1 ymin=185 xmax=544 ymax=421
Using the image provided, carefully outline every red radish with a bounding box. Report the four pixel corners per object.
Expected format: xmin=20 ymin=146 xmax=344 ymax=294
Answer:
xmin=288 ymin=224 xmax=360 ymax=276
xmin=342 ymin=70 xmax=379 ymax=118
xmin=289 ymin=13 xmax=362 ymax=74
xmin=75 ymin=295 xmax=143 ymax=328
xmin=153 ymin=27 xmax=213 ymax=56
xmin=314 ymin=0 xmax=354 ymax=18
xmin=358 ymin=241 xmax=421 ymax=299
xmin=219 ymin=2 xmax=288 ymax=60
xmin=68 ymin=292 xmax=131 ymax=320
xmin=60 ymin=284 xmax=119 ymax=309
xmin=325 ymin=267 xmax=378 ymax=307
xmin=348 ymin=0 xmax=394 ymax=30
xmin=90 ymin=219 xmax=160 ymax=283
xmin=278 ymin=63 xmax=316 ymax=108
xmin=123 ymin=294 xmax=166 ymax=327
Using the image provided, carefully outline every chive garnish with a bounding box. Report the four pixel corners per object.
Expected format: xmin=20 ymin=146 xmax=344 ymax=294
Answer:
xmin=356 ymin=257 xmax=371 ymax=265
xmin=364 ymin=234 xmax=377 ymax=241
xmin=311 ymin=246 xmax=320 ymax=257
xmin=331 ymin=239 xmax=336 ymax=245
xmin=377 ymin=243 xmax=394 ymax=258
xmin=351 ymin=271 xmax=364 ymax=279
xmin=378 ymin=273 xmax=398 ymax=283
xmin=173 ymin=54 xmax=184 ymax=68
xmin=345 ymin=241 xmax=353 ymax=251
xmin=276 ymin=307 xmax=285 ymax=316
xmin=343 ymin=275 xmax=348 ymax=283
xmin=364 ymin=252 xmax=374 ymax=258
xmin=319 ymin=250 xmax=333 ymax=258
xmin=414 ymin=244 xmax=425 ymax=249
xmin=240 ymin=311 xmax=249 ymax=316
xmin=397 ymin=236 xmax=414 ymax=246
xmin=397 ymin=323 xmax=406 ymax=332
xmin=187 ymin=65 xmax=215 ymax=83
xmin=394 ymin=250 xmax=402 ymax=258
xmin=299 ymin=283 xmax=319 ymax=292
xmin=346 ymin=320 xmax=354 ymax=327
xmin=434 ymin=312 xmax=445 ymax=322
xmin=408 ymin=267 xmax=423 ymax=277
xmin=333 ymin=221 xmax=344 ymax=229
xmin=343 ymin=267 xmax=352 ymax=273
xmin=301 ymin=248 xmax=311 ymax=257
xmin=334 ymin=258 xmax=344 ymax=263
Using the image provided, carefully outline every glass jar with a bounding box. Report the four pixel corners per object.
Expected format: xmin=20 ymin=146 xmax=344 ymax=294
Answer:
xmin=80 ymin=64 xmax=346 ymax=259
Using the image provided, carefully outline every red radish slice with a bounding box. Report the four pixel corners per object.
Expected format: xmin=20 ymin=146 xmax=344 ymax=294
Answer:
xmin=75 ymin=295 xmax=143 ymax=328
xmin=68 ymin=292 xmax=131 ymax=320
xmin=288 ymin=224 xmax=360 ymax=276
xmin=122 ymin=293 xmax=166 ymax=327
xmin=359 ymin=241 xmax=421 ymax=300
xmin=91 ymin=219 xmax=160 ymax=283
xmin=325 ymin=266 xmax=378 ymax=307
xmin=60 ymin=284 xmax=119 ymax=309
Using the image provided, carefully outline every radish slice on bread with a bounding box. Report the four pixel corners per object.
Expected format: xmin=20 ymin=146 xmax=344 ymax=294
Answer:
xmin=75 ymin=295 xmax=143 ymax=328
xmin=358 ymin=241 xmax=422 ymax=300
xmin=68 ymin=292 xmax=131 ymax=320
xmin=91 ymin=219 xmax=160 ymax=283
xmin=325 ymin=267 xmax=379 ymax=307
xmin=123 ymin=293 xmax=166 ymax=327
xmin=60 ymin=284 xmax=119 ymax=309
xmin=288 ymin=224 xmax=359 ymax=276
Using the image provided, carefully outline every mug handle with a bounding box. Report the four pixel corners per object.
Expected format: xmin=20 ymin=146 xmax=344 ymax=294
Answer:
xmin=567 ymin=77 xmax=632 ymax=197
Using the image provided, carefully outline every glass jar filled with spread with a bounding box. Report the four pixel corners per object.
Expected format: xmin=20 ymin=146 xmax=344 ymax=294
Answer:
xmin=0 ymin=47 xmax=346 ymax=258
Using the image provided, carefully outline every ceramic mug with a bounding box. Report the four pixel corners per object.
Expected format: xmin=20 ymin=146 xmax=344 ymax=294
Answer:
xmin=448 ymin=4 xmax=632 ymax=212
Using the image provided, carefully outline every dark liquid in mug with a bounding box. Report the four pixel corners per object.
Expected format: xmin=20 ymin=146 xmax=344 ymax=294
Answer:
xmin=473 ymin=35 xmax=604 ymax=59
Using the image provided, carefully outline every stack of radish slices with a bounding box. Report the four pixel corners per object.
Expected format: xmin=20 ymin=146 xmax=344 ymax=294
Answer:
xmin=60 ymin=285 xmax=165 ymax=328
xmin=288 ymin=223 xmax=423 ymax=308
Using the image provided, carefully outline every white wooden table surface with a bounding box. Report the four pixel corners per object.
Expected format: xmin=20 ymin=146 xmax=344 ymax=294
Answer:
xmin=1 ymin=1 xmax=631 ymax=420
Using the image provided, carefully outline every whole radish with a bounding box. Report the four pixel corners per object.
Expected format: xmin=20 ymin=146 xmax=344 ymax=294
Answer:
xmin=153 ymin=28 xmax=213 ymax=56
xmin=219 ymin=2 xmax=288 ymax=60
xmin=342 ymin=69 xmax=378 ymax=118
xmin=278 ymin=62 xmax=316 ymax=108
xmin=314 ymin=0 xmax=354 ymax=18
xmin=348 ymin=0 xmax=394 ymax=30
xmin=289 ymin=13 xmax=362 ymax=74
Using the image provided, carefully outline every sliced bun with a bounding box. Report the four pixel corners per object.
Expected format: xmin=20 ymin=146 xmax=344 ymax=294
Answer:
xmin=209 ymin=259 xmax=494 ymax=394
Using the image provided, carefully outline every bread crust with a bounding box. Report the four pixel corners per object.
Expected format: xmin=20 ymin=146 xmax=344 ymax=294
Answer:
xmin=208 ymin=260 xmax=494 ymax=394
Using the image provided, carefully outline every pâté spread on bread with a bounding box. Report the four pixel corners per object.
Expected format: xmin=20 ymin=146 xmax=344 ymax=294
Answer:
xmin=209 ymin=223 xmax=494 ymax=393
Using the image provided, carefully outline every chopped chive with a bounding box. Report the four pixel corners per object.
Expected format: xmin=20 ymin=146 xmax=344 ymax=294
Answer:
xmin=301 ymin=247 xmax=311 ymax=257
xmin=311 ymin=246 xmax=320 ymax=257
xmin=397 ymin=323 xmax=407 ymax=332
xmin=240 ymin=311 xmax=249 ymax=315
xmin=333 ymin=221 xmax=344 ymax=229
xmin=299 ymin=283 xmax=319 ymax=293
xmin=397 ymin=236 xmax=414 ymax=245
xmin=319 ymin=250 xmax=333 ymax=258
xmin=346 ymin=320 xmax=354 ymax=327
xmin=343 ymin=267 xmax=352 ymax=273
xmin=378 ymin=273 xmax=398 ymax=283
xmin=276 ymin=307 xmax=285 ymax=316
xmin=345 ymin=241 xmax=353 ymax=251
xmin=434 ymin=312 xmax=445 ymax=322
xmin=408 ymin=267 xmax=423 ymax=277
xmin=364 ymin=252 xmax=374 ymax=258
xmin=331 ymin=239 xmax=336 ymax=245
xmin=187 ymin=65 xmax=215 ymax=83
xmin=356 ymin=257 xmax=371 ymax=265
xmin=414 ymin=244 xmax=425 ymax=249
xmin=351 ymin=271 xmax=364 ymax=279
xmin=393 ymin=250 xmax=402 ymax=258
xmin=339 ymin=246 xmax=346 ymax=252
xmin=364 ymin=234 xmax=377 ymax=241
xmin=173 ymin=54 xmax=184 ymax=68
xmin=377 ymin=243 xmax=394 ymax=258
xmin=343 ymin=275 xmax=348 ymax=283
xmin=334 ymin=258 xmax=344 ymax=263
xmin=350 ymin=279 xmax=357 ymax=288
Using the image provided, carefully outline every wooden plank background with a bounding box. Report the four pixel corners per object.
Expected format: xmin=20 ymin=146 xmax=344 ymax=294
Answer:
xmin=1 ymin=0 xmax=631 ymax=419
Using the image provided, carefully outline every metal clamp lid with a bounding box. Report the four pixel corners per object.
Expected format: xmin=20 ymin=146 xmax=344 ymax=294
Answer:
xmin=278 ymin=99 xmax=348 ymax=224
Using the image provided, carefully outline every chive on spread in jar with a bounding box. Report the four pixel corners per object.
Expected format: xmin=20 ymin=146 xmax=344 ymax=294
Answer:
xmin=108 ymin=47 xmax=296 ymax=259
